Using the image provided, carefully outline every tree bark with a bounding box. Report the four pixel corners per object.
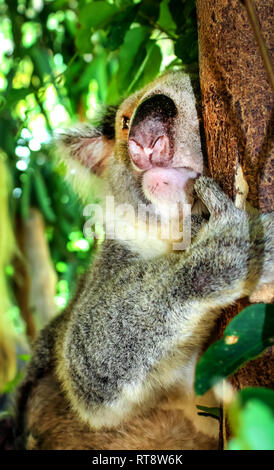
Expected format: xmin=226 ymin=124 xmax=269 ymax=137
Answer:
xmin=196 ymin=0 xmax=274 ymax=447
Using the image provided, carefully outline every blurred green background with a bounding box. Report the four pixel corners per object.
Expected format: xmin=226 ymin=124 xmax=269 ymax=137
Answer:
xmin=0 ymin=0 xmax=197 ymax=345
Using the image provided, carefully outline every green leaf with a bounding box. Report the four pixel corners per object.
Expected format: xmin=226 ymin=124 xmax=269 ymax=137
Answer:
xmin=107 ymin=4 xmax=140 ymax=51
xmin=196 ymin=405 xmax=221 ymax=420
xmin=29 ymin=47 xmax=53 ymax=79
xmin=93 ymin=53 xmax=109 ymax=103
xmin=18 ymin=354 xmax=31 ymax=362
xmin=117 ymin=26 xmax=151 ymax=93
xmin=131 ymin=41 xmax=162 ymax=92
xmin=228 ymin=397 xmax=274 ymax=450
xmin=72 ymin=51 xmax=110 ymax=102
xmin=158 ymin=0 xmax=177 ymax=33
xmin=105 ymin=71 xmax=120 ymax=105
xmin=79 ymin=2 xmax=119 ymax=30
xmin=33 ymin=168 xmax=56 ymax=223
xmin=0 ymin=88 xmax=32 ymax=114
xmin=195 ymin=304 xmax=274 ymax=395
xmin=236 ymin=387 xmax=274 ymax=412
xmin=75 ymin=27 xmax=93 ymax=54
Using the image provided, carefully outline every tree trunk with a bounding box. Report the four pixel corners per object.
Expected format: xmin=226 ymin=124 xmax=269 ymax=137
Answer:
xmin=14 ymin=210 xmax=57 ymax=340
xmin=196 ymin=0 xmax=274 ymax=447
xmin=23 ymin=209 xmax=57 ymax=331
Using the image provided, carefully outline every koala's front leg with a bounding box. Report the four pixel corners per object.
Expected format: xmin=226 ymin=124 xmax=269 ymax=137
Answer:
xmin=166 ymin=176 xmax=273 ymax=350
xmin=191 ymin=177 xmax=274 ymax=295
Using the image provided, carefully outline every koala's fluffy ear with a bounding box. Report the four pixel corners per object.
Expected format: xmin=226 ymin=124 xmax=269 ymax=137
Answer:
xmin=55 ymin=125 xmax=115 ymax=202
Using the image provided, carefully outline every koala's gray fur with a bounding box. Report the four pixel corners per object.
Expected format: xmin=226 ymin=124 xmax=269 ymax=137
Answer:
xmin=14 ymin=72 xmax=274 ymax=450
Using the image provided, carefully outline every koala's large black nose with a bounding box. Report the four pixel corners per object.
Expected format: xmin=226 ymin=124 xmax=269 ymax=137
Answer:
xmin=128 ymin=95 xmax=177 ymax=170
xmin=132 ymin=94 xmax=177 ymax=126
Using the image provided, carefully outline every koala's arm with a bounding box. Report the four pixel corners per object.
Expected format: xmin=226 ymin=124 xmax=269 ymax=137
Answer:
xmin=56 ymin=177 xmax=273 ymax=429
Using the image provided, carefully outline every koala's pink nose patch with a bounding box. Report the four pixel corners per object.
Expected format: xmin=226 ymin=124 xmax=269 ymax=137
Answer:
xmin=128 ymin=139 xmax=152 ymax=170
xmin=128 ymin=94 xmax=177 ymax=171
xmin=129 ymin=135 xmax=171 ymax=170
xmin=142 ymin=167 xmax=197 ymax=203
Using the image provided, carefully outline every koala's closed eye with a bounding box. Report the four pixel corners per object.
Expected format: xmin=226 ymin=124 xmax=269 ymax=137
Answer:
xmin=121 ymin=116 xmax=130 ymax=130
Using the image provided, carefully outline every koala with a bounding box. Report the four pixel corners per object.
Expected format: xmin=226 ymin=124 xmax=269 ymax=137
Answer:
xmin=14 ymin=71 xmax=273 ymax=450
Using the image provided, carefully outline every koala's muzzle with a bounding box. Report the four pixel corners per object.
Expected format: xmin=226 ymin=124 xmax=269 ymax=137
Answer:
xmin=128 ymin=94 xmax=177 ymax=170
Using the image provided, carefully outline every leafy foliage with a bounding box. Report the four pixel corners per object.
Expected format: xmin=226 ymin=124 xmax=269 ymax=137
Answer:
xmin=0 ymin=0 xmax=197 ymax=322
xmin=195 ymin=303 xmax=274 ymax=450
xmin=228 ymin=388 xmax=274 ymax=450
xmin=195 ymin=303 xmax=274 ymax=396
xmin=196 ymin=405 xmax=220 ymax=420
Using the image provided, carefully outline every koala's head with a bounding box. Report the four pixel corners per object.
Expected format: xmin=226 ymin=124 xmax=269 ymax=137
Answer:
xmin=56 ymin=71 xmax=205 ymax=255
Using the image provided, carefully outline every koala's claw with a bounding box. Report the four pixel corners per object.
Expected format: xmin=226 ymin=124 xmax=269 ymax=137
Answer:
xmin=194 ymin=176 xmax=234 ymax=215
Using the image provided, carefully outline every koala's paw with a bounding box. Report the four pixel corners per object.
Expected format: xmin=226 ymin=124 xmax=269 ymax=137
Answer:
xmin=194 ymin=177 xmax=274 ymax=295
xmin=249 ymin=282 xmax=274 ymax=303
xmin=194 ymin=176 xmax=235 ymax=216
